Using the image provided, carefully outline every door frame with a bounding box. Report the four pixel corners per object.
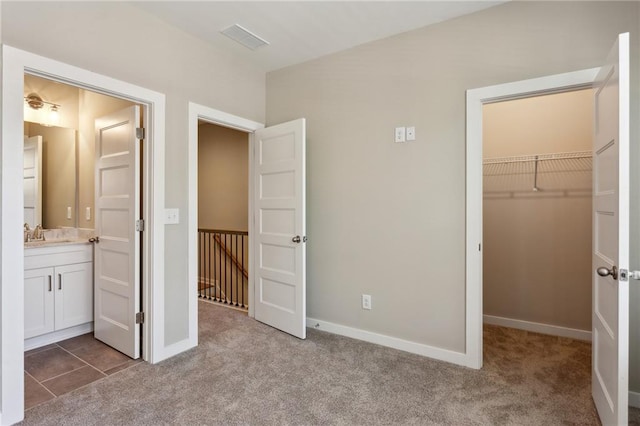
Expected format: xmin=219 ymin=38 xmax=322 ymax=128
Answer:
xmin=187 ymin=102 xmax=264 ymax=345
xmin=464 ymin=67 xmax=599 ymax=369
xmin=1 ymin=46 xmax=166 ymax=424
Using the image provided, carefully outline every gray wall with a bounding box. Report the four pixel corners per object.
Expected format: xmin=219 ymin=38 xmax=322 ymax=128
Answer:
xmin=483 ymin=90 xmax=592 ymax=332
xmin=266 ymin=1 xmax=639 ymax=357
xmin=2 ymin=1 xmax=265 ymax=345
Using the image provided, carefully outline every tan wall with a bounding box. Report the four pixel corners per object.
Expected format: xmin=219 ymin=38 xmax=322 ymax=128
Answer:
xmin=482 ymin=90 xmax=593 ymax=332
xmin=197 ymin=123 xmax=249 ymax=231
xmin=197 ymin=124 xmax=249 ymax=306
xmin=266 ymin=1 xmax=639 ymax=353
xmin=77 ymin=90 xmax=134 ymax=230
xmin=24 ymin=123 xmax=77 ymax=230
xmin=3 ymin=1 xmax=265 ymax=345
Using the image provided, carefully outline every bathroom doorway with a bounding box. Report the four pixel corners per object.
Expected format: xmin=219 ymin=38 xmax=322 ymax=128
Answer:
xmin=3 ymin=45 xmax=166 ymax=424
xmin=22 ymin=75 xmax=149 ymax=407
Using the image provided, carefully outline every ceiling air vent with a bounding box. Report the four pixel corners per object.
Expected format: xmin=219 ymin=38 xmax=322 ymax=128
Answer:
xmin=221 ymin=24 xmax=270 ymax=50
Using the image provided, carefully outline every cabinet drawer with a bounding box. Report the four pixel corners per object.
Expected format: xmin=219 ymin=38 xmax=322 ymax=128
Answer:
xmin=25 ymin=243 xmax=93 ymax=270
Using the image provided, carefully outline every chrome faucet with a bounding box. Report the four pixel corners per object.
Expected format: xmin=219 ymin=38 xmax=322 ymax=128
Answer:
xmin=24 ymin=223 xmax=31 ymax=242
xmin=32 ymin=224 xmax=44 ymax=241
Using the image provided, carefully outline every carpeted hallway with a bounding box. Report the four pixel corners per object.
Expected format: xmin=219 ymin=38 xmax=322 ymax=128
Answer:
xmin=20 ymin=301 xmax=640 ymax=425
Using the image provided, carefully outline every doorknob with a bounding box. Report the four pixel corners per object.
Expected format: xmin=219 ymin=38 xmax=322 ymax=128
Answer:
xmin=597 ymin=265 xmax=618 ymax=280
xmin=292 ymin=235 xmax=301 ymax=243
xmin=89 ymin=236 xmax=100 ymax=243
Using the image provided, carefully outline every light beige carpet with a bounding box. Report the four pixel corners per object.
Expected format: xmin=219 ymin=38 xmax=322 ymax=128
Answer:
xmin=20 ymin=301 xmax=640 ymax=425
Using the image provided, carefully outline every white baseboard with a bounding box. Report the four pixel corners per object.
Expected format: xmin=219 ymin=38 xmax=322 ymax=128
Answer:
xmin=483 ymin=315 xmax=591 ymax=341
xmin=25 ymin=322 xmax=94 ymax=351
xmin=306 ymin=317 xmax=468 ymax=367
xmin=630 ymin=391 xmax=640 ymax=409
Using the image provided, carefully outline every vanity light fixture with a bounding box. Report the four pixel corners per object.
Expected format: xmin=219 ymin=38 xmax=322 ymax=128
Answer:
xmin=24 ymin=92 xmax=61 ymax=126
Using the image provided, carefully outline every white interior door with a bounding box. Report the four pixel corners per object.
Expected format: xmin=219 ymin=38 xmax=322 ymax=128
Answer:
xmin=592 ymin=32 xmax=630 ymax=426
xmin=253 ymin=118 xmax=306 ymax=339
xmin=94 ymin=105 xmax=141 ymax=359
xmin=23 ymin=135 xmax=42 ymax=228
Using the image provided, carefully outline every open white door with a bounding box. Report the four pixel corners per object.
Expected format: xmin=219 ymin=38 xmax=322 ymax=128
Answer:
xmin=253 ymin=118 xmax=306 ymax=339
xmin=94 ymin=105 xmax=141 ymax=359
xmin=592 ymin=33 xmax=630 ymax=426
xmin=23 ymin=135 xmax=42 ymax=228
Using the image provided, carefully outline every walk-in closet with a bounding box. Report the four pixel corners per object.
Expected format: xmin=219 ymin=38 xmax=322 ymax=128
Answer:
xmin=482 ymin=88 xmax=594 ymax=340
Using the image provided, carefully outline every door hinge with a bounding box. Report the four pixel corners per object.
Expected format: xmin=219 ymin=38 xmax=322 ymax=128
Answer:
xmin=136 ymin=312 xmax=145 ymax=324
xmin=136 ymin=219 xmax=145 ymax=232
xmin=136 ymin=127 xmax=145 ymax=140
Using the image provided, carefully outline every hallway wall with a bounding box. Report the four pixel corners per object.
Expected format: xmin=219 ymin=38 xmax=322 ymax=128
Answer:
xmin=197 ymin=123 xmax=248 ymax=232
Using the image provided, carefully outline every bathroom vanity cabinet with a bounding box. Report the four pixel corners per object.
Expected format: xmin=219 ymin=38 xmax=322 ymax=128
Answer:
xmin=24 ymin=243 xmax=93 ymax=344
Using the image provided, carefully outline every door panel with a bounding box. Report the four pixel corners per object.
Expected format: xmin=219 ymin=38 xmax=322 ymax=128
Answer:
xmin=592 ymin=32 xmax=629 ymax=426
xmin=94 ymin=106 xmax=141 ymax=359
xmin=254 ymin=119 xmax=306 ymax=339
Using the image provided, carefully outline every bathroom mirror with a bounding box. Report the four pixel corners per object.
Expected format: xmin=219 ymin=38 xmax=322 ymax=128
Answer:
xmin=24 ymin=72 xmax=136 ymax=232
xmin=24 ymin=122 xmax=78 ymax=229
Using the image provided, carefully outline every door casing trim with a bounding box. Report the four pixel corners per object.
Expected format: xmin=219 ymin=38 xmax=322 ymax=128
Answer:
xmin=1 ymin=45 xmax=166 ymax=425
xmin=187 ymin=102 xmax=264 ymax=346
xmin=465 ymin=67 xmax=599 ymax=369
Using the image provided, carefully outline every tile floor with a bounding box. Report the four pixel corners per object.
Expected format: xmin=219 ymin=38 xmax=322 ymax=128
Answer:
xmin=24 ymin=333 xmax=142 ymax=410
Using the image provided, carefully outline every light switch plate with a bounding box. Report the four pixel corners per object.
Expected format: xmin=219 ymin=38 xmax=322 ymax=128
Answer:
xmin=165 ymin=208 xmax=180 ymax=224
xmin=406 ymin=126 xmax=416 ymax=141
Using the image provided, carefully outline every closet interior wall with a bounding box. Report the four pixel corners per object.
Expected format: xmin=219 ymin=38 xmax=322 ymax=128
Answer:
xmin=483 ymin=89 xmax=594 ymax=336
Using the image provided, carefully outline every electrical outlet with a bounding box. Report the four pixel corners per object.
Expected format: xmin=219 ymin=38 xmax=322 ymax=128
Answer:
xmin=362 ymin=294 xmax=372 ymax=310
xmin=394 ymin=127 xmax=406 ymax=143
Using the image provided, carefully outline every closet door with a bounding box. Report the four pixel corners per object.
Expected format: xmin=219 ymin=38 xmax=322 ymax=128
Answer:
xmin=591 ymin=32 xmax=630 ymax=426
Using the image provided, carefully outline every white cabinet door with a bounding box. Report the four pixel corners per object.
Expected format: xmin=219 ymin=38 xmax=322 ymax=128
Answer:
xmin=24 ymin=267 xmax=54 ymax=339
xmin=55 ymin=262 xmax=94 ymax=330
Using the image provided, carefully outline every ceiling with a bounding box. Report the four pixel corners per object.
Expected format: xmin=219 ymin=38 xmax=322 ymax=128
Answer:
xmin=133 ymin=1 xmax=505 ymax=72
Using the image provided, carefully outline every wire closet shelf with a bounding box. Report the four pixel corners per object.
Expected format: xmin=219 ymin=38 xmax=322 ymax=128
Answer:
xmin=483 ymin=150 xmax=592 ymax=193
